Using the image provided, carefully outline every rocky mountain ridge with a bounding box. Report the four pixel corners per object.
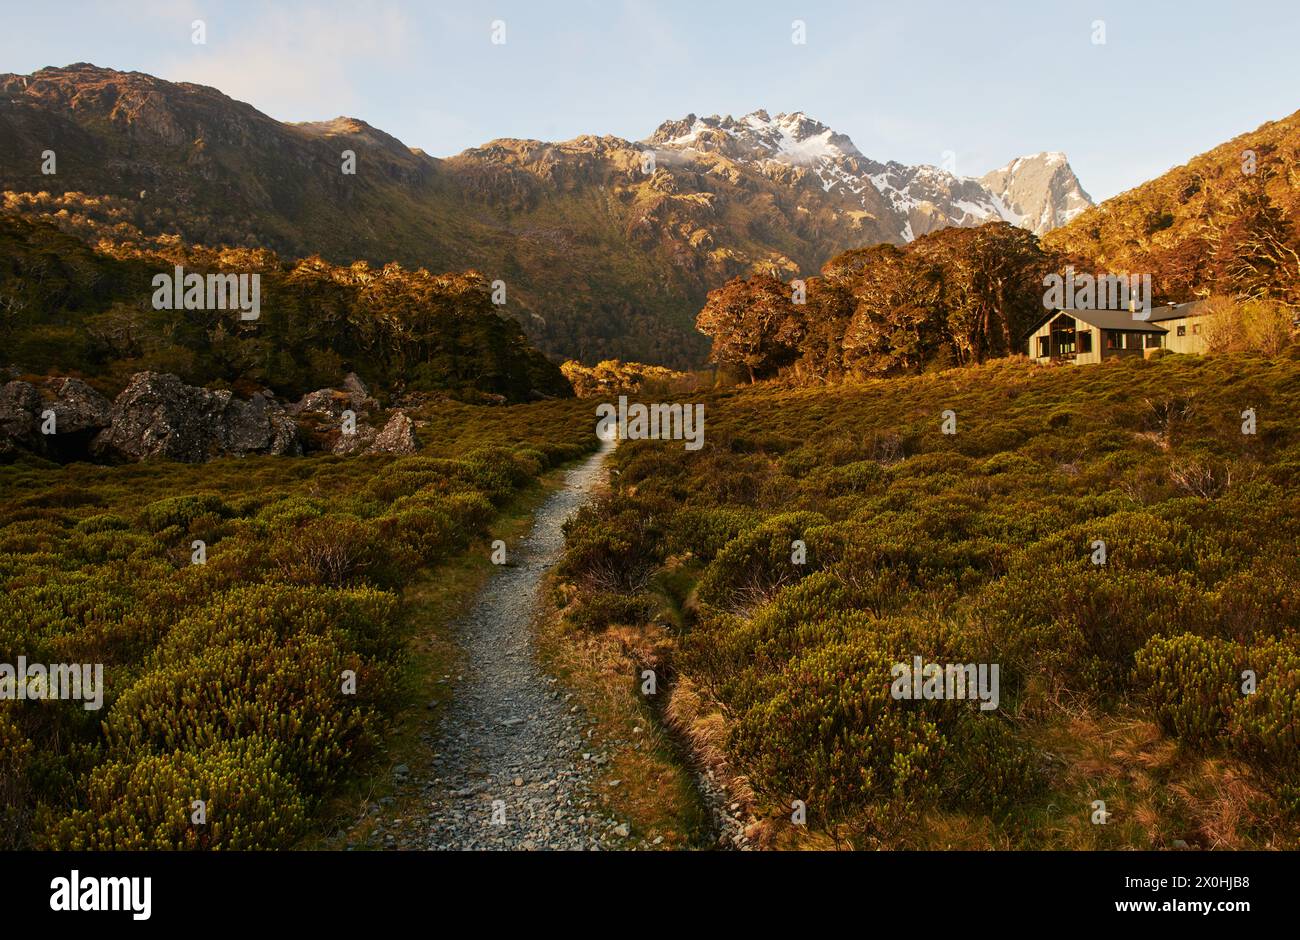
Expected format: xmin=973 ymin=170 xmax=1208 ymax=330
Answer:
xmin=646 ymin=109 xmax=1092 ymax=238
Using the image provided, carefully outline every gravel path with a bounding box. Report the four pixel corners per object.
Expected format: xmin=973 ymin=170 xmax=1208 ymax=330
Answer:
xmin=420 ymin=441 xmax=621 ymax=851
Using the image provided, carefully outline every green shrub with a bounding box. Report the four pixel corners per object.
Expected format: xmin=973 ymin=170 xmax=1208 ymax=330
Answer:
xmin=808 ymin=460 xmax=887 ymax=496
xmin=439 ymin=491 xmax=494 ymax=534
xmin=363 ymin=458 xmax=466 ymax=503
xmin=728 ymin=638 xmax=945 ymax=820
xmin=980 ymin=564 xmax=1216 ymax=697
xmin=377 ymin=504 xmax=456 ymax=558
xmin=618 ymin=440 xmax=690 ymax=489
xmin=560 ymin=496 xmax=665 ymax=590
xmin=68 ymin=530 xmax=160 ymax=566
xmin=254 ymin=495 xmax=327 ymax=528
xmin=1134 ymin=633 xmax=1242 ymax=743
xmin=944 ymin=716 xmax=1047 ymax=818
xmin=459 ymin=446 xmax=539 ymax=501
xmin=667 ymin=506 xmax=763 ymax=561
xmin=696 ymin=511 xmax=827 ymax=610
xmin=684 ymin=575 xmax=859 ymax=698
xmin=103 ymin=631 xmax=379 ymax=790
xmin=1231 ymin=636 xmax=1300 ymax=807
xmin=0 ymin=710 xmax=34 ymax=849
xmin=43 ymin=738 xmax=306 ymax=850
xmin=268 ymin=516 xmax=391 ymax=587
xmin=74 ymin=513 xmax=131 ymax=534
xmin=154 ymin=583 xmax=401 ymax=664
xmin=138 ymin=494 xmax=232 ymax=533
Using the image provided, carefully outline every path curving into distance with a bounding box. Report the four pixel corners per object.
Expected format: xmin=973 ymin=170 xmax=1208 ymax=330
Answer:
xmin=420 ymin=439 xmax=620 ymax=850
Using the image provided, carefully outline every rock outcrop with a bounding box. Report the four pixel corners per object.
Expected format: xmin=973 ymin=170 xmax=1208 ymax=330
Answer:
xmin=289 ymin=387 xmax=353 ymax=420
xmin=342 ymin=372 xmax=380 ymax=413
xmin=40 ymin=377 xmax=113 ymax=433
xmin=223 ymin=391 xmax=301 ymax=457
xmin=0 ymin=381 xmax=41 ymax=457
xmin=979 ymin=152 xmax=1093 ymax=235
xmin=289 ymin=372 xmax=378 ymax=420
xmin=331 ymin=423 xmax=377 ymax=456
xmin=0 ymin=377 xmax=113 ymax=459
xmin=0 ymin=370 xmax=417 ymax=464
xmin=92 ymin=372 xmax=300 ymax=462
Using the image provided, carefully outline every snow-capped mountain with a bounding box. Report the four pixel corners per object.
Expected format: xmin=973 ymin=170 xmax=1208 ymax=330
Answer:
xmin=649 ymin=109 xmax=864 ymax=167
xmin=646 ymin=110 xmax=1092 ymax=239
xmin=979 ymin=152 xmax=1094 ymax=234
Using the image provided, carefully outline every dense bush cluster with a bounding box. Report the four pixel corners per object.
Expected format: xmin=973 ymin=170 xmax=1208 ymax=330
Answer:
xmin=0 ymin=397 xmax=596 ymax=849
xmin=559 ymin=352 xmax=1300 ymax=844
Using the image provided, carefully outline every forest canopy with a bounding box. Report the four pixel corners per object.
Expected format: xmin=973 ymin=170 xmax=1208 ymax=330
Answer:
xmin=0 ymin=215 xmax=571 ymax=403
xmin=697 ymin=222 xmax=1072 ymax=381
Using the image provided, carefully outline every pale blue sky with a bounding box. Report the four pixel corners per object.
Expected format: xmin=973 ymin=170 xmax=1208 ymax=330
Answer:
xmin=3 ymin=0 xmax=1297 ymax=200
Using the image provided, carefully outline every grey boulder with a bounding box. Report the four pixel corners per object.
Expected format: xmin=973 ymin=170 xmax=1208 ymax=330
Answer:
xmin=331 ymin=410 xmax=418 ymax=457
xmin=369 ymin=412 xmax=418 ymax=455
xmin=93 ymin=372 xmax=300 ymax=462
xmin=40 ymin=377 xmax=113 ymax=434
xmin=0 ymin=381 xmax=41 ymax=450
xmin=290 ymin=372 xmax=378 ymax=419
xmin=0 ymin=378 xmax=112 ymax=458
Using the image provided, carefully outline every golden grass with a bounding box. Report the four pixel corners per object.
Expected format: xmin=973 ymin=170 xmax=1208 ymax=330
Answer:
xmin=1008 ymin=704 xmax=1297 ymax=851
xmin=535 ymin=598 xmax=712 ymax=849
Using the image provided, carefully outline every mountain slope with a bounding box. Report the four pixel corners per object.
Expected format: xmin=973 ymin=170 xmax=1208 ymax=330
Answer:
xmin=1 ymin=65 xmax=1091 ymax=368
xmin=1044 ymin=109 xmax=1300 ymax=304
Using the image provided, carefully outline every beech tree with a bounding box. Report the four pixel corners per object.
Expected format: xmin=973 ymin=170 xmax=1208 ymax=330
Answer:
xmin=697 ymin=224 xmax=1066 ymax=382
xmin=696 ymin=274 xmax=802 ymax=382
